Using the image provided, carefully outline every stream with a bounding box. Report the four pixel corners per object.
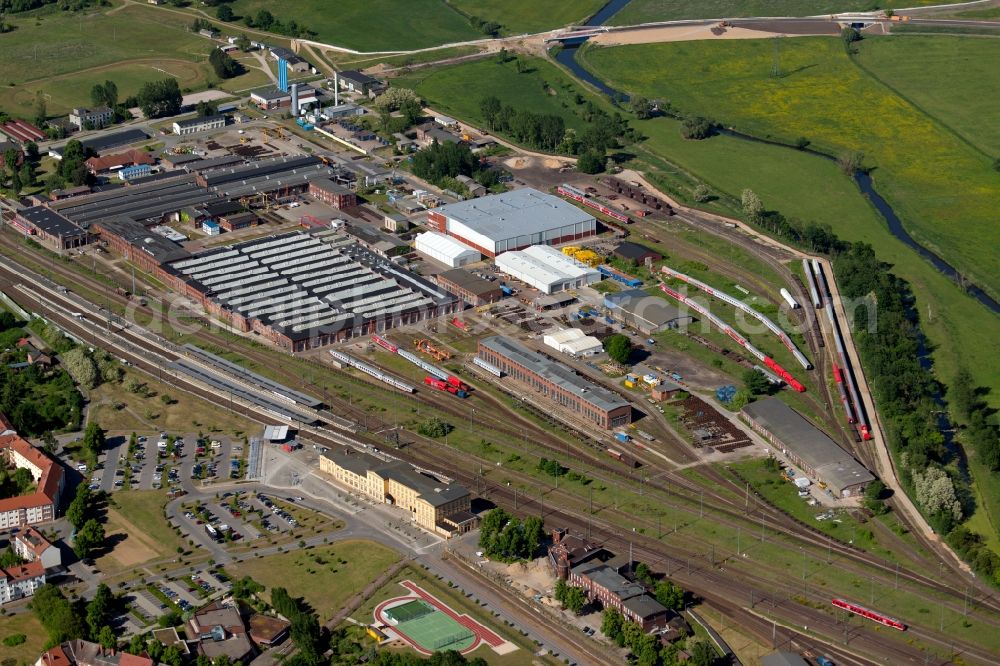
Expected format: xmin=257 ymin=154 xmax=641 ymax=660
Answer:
xmin=552 ymin=9 xmax=1000 ymax=314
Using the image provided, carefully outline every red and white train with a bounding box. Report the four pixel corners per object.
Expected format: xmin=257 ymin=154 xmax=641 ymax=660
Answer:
xmin=660 ymin=265 xmax=812 ymax=371
xmin=831 ymin=598 xmax=906 ymax=631
xmin=657 ymin=282 xmax=807 ymax=393
xmin=557 ymin=184 xmax=630 ymax=224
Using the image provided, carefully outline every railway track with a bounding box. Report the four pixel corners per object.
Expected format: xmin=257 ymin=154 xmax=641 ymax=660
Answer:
xmin=3 ymin=246 xmax=998 ymax=660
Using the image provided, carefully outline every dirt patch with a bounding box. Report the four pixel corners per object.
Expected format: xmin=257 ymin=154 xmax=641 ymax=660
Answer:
xmin=504 ymin=157 xmax=529 ymax=169
xmin=102 ymin=507 xmax=162 ymax=568
xmin=591 ymin=23 xmax=836 ymax=46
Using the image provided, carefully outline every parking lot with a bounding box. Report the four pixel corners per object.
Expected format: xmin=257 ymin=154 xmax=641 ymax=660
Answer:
xmin=88 ymin=431 xmax=240 ymax=493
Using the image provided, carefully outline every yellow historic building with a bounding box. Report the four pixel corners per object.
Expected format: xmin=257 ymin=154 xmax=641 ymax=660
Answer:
xmin=320 ymin=448 xmax=476 ymax=537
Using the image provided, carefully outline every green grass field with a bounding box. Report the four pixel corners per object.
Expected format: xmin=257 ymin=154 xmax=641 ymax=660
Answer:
xmin=0 ymin=612 xmax=48 ymax=666
xmin=0 ymin=3 xmax=217 ymax=116
xmin=235 ymin=541 xmax=401 ymax=621
xmin=609 ymin=0 xmax=944 ymax=24
xmin=394 ymin=55 xmax=609 ymax=133
xmin=449 ymin=0 xmax=607 ymax=33
xmin=228 ymin=0 xmax=479 ymax=51
xmin=578 ymin=38 xmax=998 ymax=303
xmin=854 ymin=35 xmax=1000 ymax=156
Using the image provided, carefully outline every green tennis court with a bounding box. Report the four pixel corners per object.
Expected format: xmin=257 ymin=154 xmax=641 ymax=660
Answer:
xmin=388 ymin=600 xmax=475 ymax=651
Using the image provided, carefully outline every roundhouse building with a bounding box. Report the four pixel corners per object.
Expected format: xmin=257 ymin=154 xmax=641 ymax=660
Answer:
xmin=427 ymin=188 xmax=596 ymax=258
xmin=478 ymin=335 xmax=631 ymax=429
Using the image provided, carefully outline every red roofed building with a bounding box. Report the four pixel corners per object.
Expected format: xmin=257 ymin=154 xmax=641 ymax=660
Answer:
xmin=0 ymin=434 xmax=64 ymax=529
xmin=85 ymin=149 xmax=155 ymax=175
xmin=35 ymin=645 xmax=72 ymax=666
xmin=0 ymin=411 xmax=14 ymax=436
xmin=0 ymin=559 xmax=45 ymax=603
xmin=14 ymin=526 xmax=62 ymax=568
xmin=37 ymin=641 xmax=160 ymax=666
xmin=1 ymin=120 xmax=45 ymax=143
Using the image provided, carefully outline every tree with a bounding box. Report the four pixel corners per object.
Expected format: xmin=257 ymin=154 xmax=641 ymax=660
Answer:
xmin=30 ymin=584 xmax=85 ymax=643
xmin=90 ymin=80 xmax=118 ymax=109
xmin=841 ymin=26 xmax=862 ymax=45
xmin=601 ymin=608 xmax=623 ymax=641
xmin=605 ymin=333 xmax=632 ymax=364
xmin=913 ymin=466 xmax=962 ymax=522
xmin=66 ymin=485 xmax=91 ymax=529
xmin=128 ymin=634 xmax=147 ymax=656
xmin=138 ymin=78 xmax=182 ymax=118
xmin=689 ymin=640 xmax=718 ymax=666
xmin=10 ymin=170 xmax=21 ymax=194
xmin=216 ymin=4 xmax=233 ymax=21
xmin=417 ymin=417 xmax=453 ymax=438
xmin=97 ymin=625 xmax=116 ymax=650
xmin=693 ymin=184 xmax=711 ymax=202
xmin=743 ymin=369 xmax=773 ymax=396
xmin=575 ymin=151 xmax=602 ymax=174
xmin=837 ymin=150 xmax=865 ymax=175
xmin=19 ymin=163 xmax=34 ymax=188
xmin=87 ymin=583 xmax=114 ymax=639
xmin=631 ymin=96 xmax=653 ymax=119
xmin=209 ymin=49 xmax=241 ymax=79
xmin=728 ymin=388 xmax=753 ymax=410
xmin=235 ymin=33 xmax=251 ymax=51
xmin=24 ymin=141 xmax=38 ymax=163
xmin=62 ymin=348 xmax=99 ymax=389
xmin=741 ymin=188 xmax=763 ymax=224
xmin=563 ymin=585 xmax=586 ymax=614
xmin=82 ymin=421 xmax=106 ymax=457
xmin=195 ymin=101 xmax=217 ymax=117
xmin=634 ymin=562 xmax=652 ymax=584
xmin=74 ymin=518 xmax=105 ymax=559
xmin=34 ymin=93 xmax=47 ymax=127
xmin=681 ymin=116 xmax=714 ymax=140
xmin=160 ymin=646 xmax=183 ymax=666
xmin=654 ymin=580 xmax=684 ymax=610
xmin=3 ymin=147 xmax=17 ymax=173
xmin=863 ymin=479 xmax=889 ymax=515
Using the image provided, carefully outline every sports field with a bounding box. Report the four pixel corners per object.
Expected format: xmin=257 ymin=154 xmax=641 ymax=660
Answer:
xmin=609 ymin=0 xmax=945 ymax=24
xmin=384 ymin=599 xmax=475 ymax=652
xmin=228 ymin=0 xmax=479 ymax=51
xmin=450 ymin=0 xmax=607 ymax=34
xmin=375 ymin=580 xmax=510 ymax=656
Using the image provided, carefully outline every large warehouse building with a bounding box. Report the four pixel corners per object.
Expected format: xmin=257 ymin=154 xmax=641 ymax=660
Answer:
xmin=427 ymin=188 xmax=596 ymax=257
xmin=742 ymin=398 xmax=874 ymax=497
xmin=496 ymin=244 xmax=601 ymax=294
xmin=478 ymin=335 xmax=631 ymax=430
xmin=171 ymin=231 xmax=458 ymax=351
xmin=413 ymin=231 xmax=480 ymax=268
xmin=605 ymin=290 xmax=696 ymax=334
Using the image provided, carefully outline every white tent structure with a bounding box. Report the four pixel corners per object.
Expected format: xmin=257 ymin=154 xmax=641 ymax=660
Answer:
xmin=543 ymin=327 xmax=604 ymax=357
xmin=414 ymin=231 xmax=480 ymax=267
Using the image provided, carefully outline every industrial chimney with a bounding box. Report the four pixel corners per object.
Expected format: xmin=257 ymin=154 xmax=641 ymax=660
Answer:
xmin=333 ymin=72 xmax=340 ymax=106
xmin=290 ymin=83 xmax=299 ymax=117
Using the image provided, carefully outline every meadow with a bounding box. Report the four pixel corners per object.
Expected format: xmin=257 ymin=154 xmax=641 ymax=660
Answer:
xmin=234 ymin=540 xmax=401 ymax=621
xmin=394 ymin=55 xmax=608 ymax=133
xmin=227 ymin=0 xmax=479 ymax=51
xmin=577 ymin=37 xmax=999 ymax=304
xmin=609 ymin=0 xmax=945 ymax=24
xmin=854 ymin=35 xmax=1000 ymax=155
xmin=0 ymin=2 xmax=257 ymax=116
xmin=449 ymin=0 xmax=607 ymax=33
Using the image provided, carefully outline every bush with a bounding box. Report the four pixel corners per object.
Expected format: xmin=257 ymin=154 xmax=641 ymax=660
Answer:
xmin=416 ymin=417 xmax=453 ymax=439
xmin=3 ymin=634 xmax=26 ymax=646
xmin=681 ymin=116 xmax=715 ymax=140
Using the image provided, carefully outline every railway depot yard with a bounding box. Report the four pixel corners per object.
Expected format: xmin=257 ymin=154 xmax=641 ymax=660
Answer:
xmin=0 ymin=4 xmax=998 ymax=664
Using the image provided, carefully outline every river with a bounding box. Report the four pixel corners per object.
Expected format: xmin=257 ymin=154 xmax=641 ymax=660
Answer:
xmin=552 ymin=11 xmax=1000 ymax=314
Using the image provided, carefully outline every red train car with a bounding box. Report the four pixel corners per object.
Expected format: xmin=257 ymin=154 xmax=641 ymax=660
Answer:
xmin=831 ymin=598 xmax=905 ymax=631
